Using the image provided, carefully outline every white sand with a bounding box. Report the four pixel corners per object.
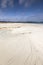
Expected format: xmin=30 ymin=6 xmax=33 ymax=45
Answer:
xmin=0 ymin=23 xmax=43 ymax=65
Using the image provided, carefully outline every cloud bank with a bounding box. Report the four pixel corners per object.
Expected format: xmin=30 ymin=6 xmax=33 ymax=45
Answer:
xmin=0 ymin=0 xmax=41 ymax=8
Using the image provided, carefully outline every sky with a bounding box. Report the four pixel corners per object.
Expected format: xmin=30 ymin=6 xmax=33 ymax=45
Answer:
xmin=0 ymin=0 xmax=43 ymax=22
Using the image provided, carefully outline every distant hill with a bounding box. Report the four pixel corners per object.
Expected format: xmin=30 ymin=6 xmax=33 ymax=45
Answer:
xmin=0 ymin=21 xmax=43 ymax=23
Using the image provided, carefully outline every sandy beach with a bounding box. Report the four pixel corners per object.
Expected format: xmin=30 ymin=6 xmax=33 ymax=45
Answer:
xmin=0 ymin=23 xmax=43 ymax=65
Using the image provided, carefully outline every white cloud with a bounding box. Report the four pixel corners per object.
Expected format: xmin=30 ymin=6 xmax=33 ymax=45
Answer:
xmin=1 ymin=0 xmax=7 ymax=8
xmin=25 ymin=0 xmax=35 ymax=7
xmin=19 ymin=0 xmax=25 ymax=4
xmin=8 ymin=0 xmax=14 ymax=7
xmin=19 ymin=0 xmax=35 ymax=7
xmin=24 ymin=2 xmax=28 ymax=7
xmin=1 ymin=0 xmax=14 ymax=8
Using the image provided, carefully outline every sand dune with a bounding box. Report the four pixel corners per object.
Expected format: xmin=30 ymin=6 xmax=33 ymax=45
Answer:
xmin=0 ymin=23 xmax=43 ymax=65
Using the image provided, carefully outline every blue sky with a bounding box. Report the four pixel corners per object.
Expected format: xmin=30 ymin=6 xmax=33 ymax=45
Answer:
xmin=0 ymin=0 xmax=43 ymax=22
